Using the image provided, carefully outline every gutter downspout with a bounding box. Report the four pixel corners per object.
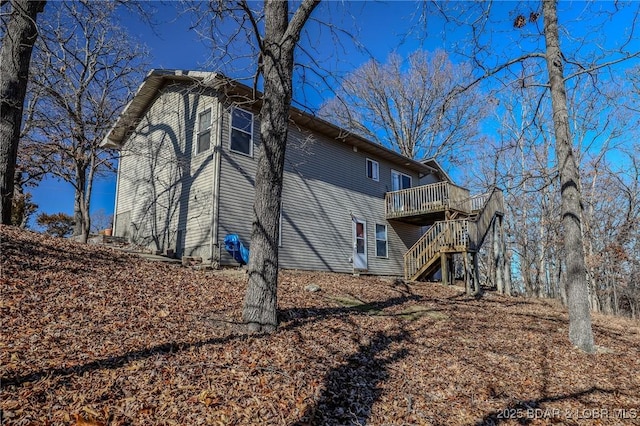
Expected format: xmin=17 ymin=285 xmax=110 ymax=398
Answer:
xmin=209 ymin=100 xmax=223 ymax=264
xmin=112 ymin=150 xmax=122 ymax=236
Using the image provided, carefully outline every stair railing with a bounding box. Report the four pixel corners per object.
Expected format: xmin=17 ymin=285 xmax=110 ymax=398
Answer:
xmin=404 ymin=219 xmax=470 ymax=280
xmin=469 ymin=187 xmax=504 ymax=250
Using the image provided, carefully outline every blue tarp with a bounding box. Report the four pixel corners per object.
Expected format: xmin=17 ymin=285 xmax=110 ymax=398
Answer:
xmin=223 ymin=234 xmax=250 ymax=265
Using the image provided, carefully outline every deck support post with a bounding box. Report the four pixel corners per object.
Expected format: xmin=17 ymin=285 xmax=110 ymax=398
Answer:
xmin=465 ymin=251 xmax=482 ymax=296
xmin=493 ymin=214 xmax=510 ymax=295
xmin=472 ymin=252 xmax=482 ymax=296
xmin=463 ymin=252 xmax=470 ymax=294
xmin=473 ymin=252 xmax=481 ymax=291
xmin=441 ymin=253 xmax=448 ymax=286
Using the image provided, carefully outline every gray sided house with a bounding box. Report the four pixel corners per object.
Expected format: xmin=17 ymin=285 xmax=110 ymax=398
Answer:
xmin=103 ymin=70 xmax=505 ymax=282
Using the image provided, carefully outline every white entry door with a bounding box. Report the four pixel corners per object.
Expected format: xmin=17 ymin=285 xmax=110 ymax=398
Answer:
xmin=352 ymin=218 xmax=367 ymax=270
xmin=391 ymin=170 xmax=412 ymax=211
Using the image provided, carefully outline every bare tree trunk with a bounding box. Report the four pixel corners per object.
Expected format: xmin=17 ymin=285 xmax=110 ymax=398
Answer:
xmin=242 ymin=0 xmax=319 ymax=333
xmin=611 ymin=273 xmax=619 ymax=316
xmin=558 ymin=263 xmax=568 ymax=305
xmin=0 ymin=0 xmax=46 ymax=224
xmin=73 ymin=189 xmax=83 ymax=236
xmin=542 ymin=0 xmax=595 ymax=353
xmin=493 ymin=216 xmax=506 ymax=294
xmin=72 ymin=162 xmax=92 ymax=243
xmin=537 ymin=221 xmax=549 ymax=297
xmin=467 ymin=252 xmax=481 ymax=296
xmin=83 ymin=161 xmax=94 ymax=242
xmin=495 ymin=215 xmax=511 ymax=296
xmin=504 ymin=247 xmax=512 ymax=296
xmin=12 ymin=169 xmax=31 ymax=228
xmin=72 ymin=162 xmax=90 ymax=242
xmin=74 ymin=187 xmax=91 ymax=243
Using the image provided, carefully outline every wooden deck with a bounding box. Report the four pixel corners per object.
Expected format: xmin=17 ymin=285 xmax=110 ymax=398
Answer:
xmin=385 ymin=182 xmax=473 ymax=222
xmin=401 ymin=187 xmax=505 ymax=281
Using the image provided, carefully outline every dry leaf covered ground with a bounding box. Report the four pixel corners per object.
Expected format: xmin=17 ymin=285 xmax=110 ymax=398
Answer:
xmin=1 ymin=225 xmax=639 ymax=426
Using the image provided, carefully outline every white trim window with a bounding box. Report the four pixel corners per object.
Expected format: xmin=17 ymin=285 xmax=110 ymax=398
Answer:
xmin=366 ymin=158 xmax=379 ymax=181
xmin=230 ymin=107 xmax=253 ymax=156
xmin=375 ymin=223 xmax=388 ymax=258
xmin=196 ymin=108 xmax=212 ymax=154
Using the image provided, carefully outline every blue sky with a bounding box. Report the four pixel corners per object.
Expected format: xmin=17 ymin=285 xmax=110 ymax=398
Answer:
xmin=28 ymin=1 xmax=639 ymax=227
xmin=29 ymin=1 xmax=439 ymax=225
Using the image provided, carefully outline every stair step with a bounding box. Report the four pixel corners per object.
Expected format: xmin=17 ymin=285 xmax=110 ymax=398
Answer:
xmin=409 ymin=252 xmax=441 ymax=281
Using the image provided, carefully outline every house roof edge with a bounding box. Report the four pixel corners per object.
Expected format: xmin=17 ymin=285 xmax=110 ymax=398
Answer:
xmin=101 ymin=69 xmax=222 ymax=148
xmin=102 ymin=69 xmax=451 ymax=179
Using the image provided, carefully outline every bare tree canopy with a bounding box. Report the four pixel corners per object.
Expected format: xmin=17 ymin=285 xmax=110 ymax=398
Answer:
xmin=426 ymin=0 xmax=640 ymax=351
xmin=467 ymin=40 xmax=640 ymax=324
xmin=319 ymin=50 xmax=491 ymax=163
xmin=20 ymin=1 xmax=147 ymax=242
xmin=0 ymin=0 xmax=46 ymax=224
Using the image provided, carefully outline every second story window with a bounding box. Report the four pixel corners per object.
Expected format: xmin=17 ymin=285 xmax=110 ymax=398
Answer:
xmin=366 ymin=158 xmax=379 ymax=181
xmin=230 ymin=107 xmax=253 ymax=156
xmin=196 ymin=108 xmax=212 ymax=154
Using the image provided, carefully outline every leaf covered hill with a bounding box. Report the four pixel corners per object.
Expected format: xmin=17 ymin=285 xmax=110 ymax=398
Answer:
xmin=1 ymin=225 xmax=639 ymax=426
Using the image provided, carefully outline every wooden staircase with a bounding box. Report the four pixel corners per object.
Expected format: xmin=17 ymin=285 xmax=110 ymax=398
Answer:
xmin=403 ymin=188 xmax=504 ymax=281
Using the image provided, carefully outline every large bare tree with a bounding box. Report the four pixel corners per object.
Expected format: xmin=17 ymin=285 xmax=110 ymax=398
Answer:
xmin=541 ymin=0 xmax=593 ymax=352
xmin=21 ymin=1 xmax=146 ymax=242
xmin=319 ymin=50 xmax=490 ymax=162
xmin=0 ymin=0 xmax=46 ymax=224
xmin=243 ymin=0 xmax=320 ymax=332
xmin=424 ymin=0 xmax=640 ymax=352
xmin=188 ymin=0 xmax=320 ymax=332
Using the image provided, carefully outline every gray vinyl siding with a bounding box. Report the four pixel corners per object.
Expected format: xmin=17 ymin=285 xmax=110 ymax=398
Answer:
xmin=116 ymin=85 xmax=432 ymax=274
xmin=278 ymin=126 xmax=421 ymax=275
xmin=216 ymin=109 xmax=424 ymax=275
xmin=419 ymin=172 xmax=441 ymax=186
xmin=216 ymin=105 xmax=260 ymax=264
xmin=115 ymin=84 xmax=219 ymax=258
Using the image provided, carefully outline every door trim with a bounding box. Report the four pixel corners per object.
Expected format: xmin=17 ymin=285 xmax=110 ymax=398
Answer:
xmin=352 ymin=217 xmax=368 ymax=271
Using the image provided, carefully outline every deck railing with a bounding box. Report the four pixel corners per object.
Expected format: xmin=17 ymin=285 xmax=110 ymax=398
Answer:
xmin=471 ymin=192 xmax=490 ymax=212
xmin=385 ymin=181 xmax=471 ymax=219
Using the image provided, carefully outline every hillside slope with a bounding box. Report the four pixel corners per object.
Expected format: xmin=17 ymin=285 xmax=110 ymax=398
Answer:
xmin=1 ymin=225 xmax=639 ymax=425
